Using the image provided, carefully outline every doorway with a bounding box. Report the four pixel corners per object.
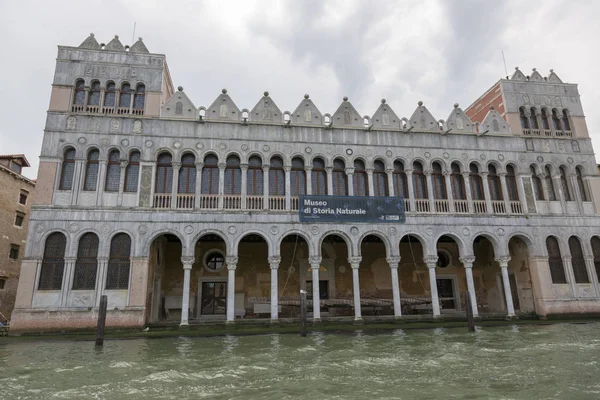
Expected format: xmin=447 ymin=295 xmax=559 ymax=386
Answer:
xmin=198 ymin=280 xmax=227 ymax=317
xmin=436 ymin=277 xmax=458 ymax=311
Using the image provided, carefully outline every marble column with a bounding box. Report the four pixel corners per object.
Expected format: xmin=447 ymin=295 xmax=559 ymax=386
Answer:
xmin=194 ymin=161 xmax=203 ymax=209
xmin=425 ymin=170 xmax=435 ymax=212
xmin=60 ymin=257 xmax=77 ymax=307
xmin=170 ymin=162 xmax=181 ymax=209
xmin=563 ymin=256 xmax=576 ymax=297
xmin=585 ymin=256 xmax=600 ymax=296
xmin=180 ymin=256 xmax=194 ymax=326
xmin=95 ymin=160 xmax=107 ymax=206
xmin=116 ymin=159 xmax=128 ymax=207
xmin=226 ymin=256 xmax=238 ymax=322
xmin=462 ymin=171 xmax=474 ymax=213
xmin=496 ymin=257 xmax=515 ymax=317
xmin=406 ymin=169 xmax=415 ymax=212
xmin=240 ymin=164 xmax=248 ymax=209
xmin=552 ymin=174 xmax=567 ymax=214
xmin=387 ymin=256 xmax=402 ymax=318
xmin=366 ymin=168 xmax=375 ymax=196
xmin=346 ymin=168 xmax=355 ymax=196
xmin=499 ymin=172 xmax=511 ymax=214
xmin=570 ymin=174 xmax=584 ymax=214
xmin=309 ymin=256 xmax=322 ymax=321
xmin=263 ymin=164 xmax=270 ymax=209
xmin=386 ymin=168 xmax=395 ymax=197
xmin=481 ymin=172 xmax=492 ymax=214
xmin=94 ymin=257 xmax=109 ymax=307
xmin=460 ymin=256 xmax=479 ymax=317
xmin=218 ymin=162 xmax=226 ymax=209
xmin=325 ymin=166 xmax=333 ymax=195
xmin=424 ymin=256 xmax=441 ymax=317
xmin=284 ymin=166 xmax=291 ymax=210
xmin=516 ymin=173 xmax=532 ymax=213
xmin=269 ymin=256 xmax=281 ymax=321
xmin=305 ymin=166 xmax=313 ymax=195
xmin=349 ymin=257 xmax=362 ymax=321
xmin=444 ymin=171 xmax=454 ymax=213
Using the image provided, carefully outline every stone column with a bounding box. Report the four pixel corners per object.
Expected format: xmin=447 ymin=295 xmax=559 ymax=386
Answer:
xmin=117 ymin=159 xmax=128 ymax=207
xmin=552 ymin=174 xmax=567 ymax=214
xmin=128 ymin=89 xmax=135 ymax=114
xmin=240 ymin=163 xmax=248 ymax=209
xmin=99 ymin=87 xmax=106 ymax=112
xmin=406 ymin=169 xmax=416 ymax=212
xmin=226 ymin=256 xmax=238 ymax=322
xmin=170 ymin=162 xmax=181 ymax=209
xmin=563 ymin=256 xmax=576 ymax=296
xmin=481 ymin=172 xmax=492 ymax=214
xmin=305 ymin=166 xmax=313 ymax=195
xmin=444 ymin=171 xmax=454 ymax=213
xmin=325 ymin=166 xmax=333 ymax=195
xmin=269 ymin=256 xmax=281 ymax=321
xmin=346 ymin=167 xmax=355 ymax=196
xmin=83 ymin=87 xmax=90 ymax=109
xmin=539 ymin=173 xmax=551 ymax=202
xmin=516 ymin=173 xmax=531 ymax=213
xmin=94 ymin=257 xmax=109 ymax=307
xmin=180 ymin=256 xmax=194 ymax=326
xmin=462 ymin=171 xmax=474 ymax=213
xmin=499 ymin=172 xmax=511 ymax=214
xmin=366 ymin=168 xmax=375 ymax=196
xmin=309 ymin=256 xmax=322 ymax=321
xmin=95 ymin=160 xmax=107 ymax=206
xmin=194 ymin=161 xmax=203 ymax=209
xmin=218 ymin=162 xmax=226 ymax=209
xmin=425 ymin=170 xmax=435 ymax=212
xmin=460 ymin=256 xmax=478 ymax=317
xmin=387 ymin=256 xmax=402 ymax=318
xmin=496 ymin=257 xmax=515 ymax=317
xmin=263 ymin=164 xmax=270 ymax=209
xmin=585 ymin=256 xmax=600 ymax=296
xmin=570 ymin=174 xmax=584 ymax=214
xmin=425 ymin=256 xmax=441 ymax=317
xmin=386 ymin=168 xmax=395 ymax=197
xmin=60 ymin=257 xmax=77 ymax=307
xmin=115 ymin=89 xmax=121 ymax=108
xmin=284 ymin=166 xmax=291 ymax=210
xmin=349 ymin=257 xmax=362 ymax=321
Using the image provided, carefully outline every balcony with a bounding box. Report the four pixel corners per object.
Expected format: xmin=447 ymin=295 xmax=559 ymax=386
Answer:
xmin=70 ymin=104 xmax=144 ymax=116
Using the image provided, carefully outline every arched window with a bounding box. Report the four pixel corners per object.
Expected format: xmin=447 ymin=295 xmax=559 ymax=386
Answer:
xmin=134 ymin=84 xmax=145 ymax=110
xmin=547 ymin=236 xmax=567 ymax=284
xmin=247 ymin=155 xmax=263 ymax=196
xmin=450 ymin=163 xmax=466 ymax=199
xmin=413 ymin=161 xmax=427 ymax=198
xmin=591 ymin=237 xmax=600 ymax=283
xmin=225 ymin=155 xmax=242 ymax=195
xmin=311 ymin=158 xmax=327 ymax=195
xmin=544 ymin=166 xmax=557 ymax=201
xmin=531 ymin=165 xmax=544 ymax=201
xmin=373 ymin=160 xmax=388 ymax=196
xmin=290 ymin=157 xmax=306 ymax=197
xmin=469 ymin=163 xmax=484 ymax=200
xmin=506 ymin=165 xmax=519 ymax=201
xmin=155 ymin=153 xmax=173 ymax=194
xmin=175 ymin=102 xmax=183 ymax=115
xmin=83 ymin=149 xmax=100 ymax=191
xmin=72 ymin=233 xmax=99 ymax=290
xmin=393 ymin=160 xmax=408 ymax=198
xmin=568 ymin=236 xmax=589 ymax=283
xmin=551 ymin=109 xmax=562 ymax=131
xmin=560 ymin=166 xmax=571 ymax=201
xmin=104 ymin=81 xmax=116 ymax=107
xmin=529 ymin=108 xmax=539 ymax=129
xmin=541 ymin=108 xmax=550 ymax=130
xmin=106 ymin=233 xmax=131 ymax=290
xmin=519 ymin=107 xmax=529 ymax=129
xmin=105 ymin=150 xmax=121 ymax=192
xmin=432 ymin=162 xmax=446 ymax=199
xmin=119 ymin=83 xmax=131 ymax=108
xmin=269 ymin=156 xmax=285 ymax=196
xmin=73 ymin=79 xmax=85 ymax=105
xmin=178 ymin=153 xmax=196 ymax=193
xmin=124 ymin=151 xmax=140 ymax=192
xmin=201 ymin=154 xmax=219 ymax=194
xmin=487 ymin=164 xmax=502 ymax=200
xmin=332 ymin=158 xmax=347 ymax=196
xmin=59 ymin=148 xmax=76 ymax=190
xmin=38 ymin=232 xmax=66 ymax=290
xmin=353 ymin=160 xmax=367 ymax=196
xmin=576 ymin=167 xmax=589 ymax=202
xmin=88 ymin=80 xmax=101 ymax=106
xmin=562 ymin=109 xmax=571 ymax=131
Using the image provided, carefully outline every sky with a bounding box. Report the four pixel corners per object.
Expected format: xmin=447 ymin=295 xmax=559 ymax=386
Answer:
xmin=1 ymin=0 xmax=600 ymax=179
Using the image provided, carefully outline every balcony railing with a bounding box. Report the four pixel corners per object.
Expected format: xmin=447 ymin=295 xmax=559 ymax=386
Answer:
xmin=291 ymin=197 xmax=299 ymax=211
xmin=473 ymin=200 xmax=487 ymax=214
xmin=247 ymin=195 xmax=263 ymax=210
xmin=199 ymin=194 xmax=219 ymax=209
xmin=269 ymin=196 xmax=286 ymax=211
xmin=404 ymin=199 xmax=411 ymax=213
xmin=434 ymin=199 xmax=450 ymax=213
xmin=70 ymin=104 xmax=144 ymax=116
xmin=176 ymin=194 xmax=195 ymax=209
xmin=491 ymin=200 xmax=506 ymax=214
xmin=223 ymin=195 xmax=241 ymax=210
xmin=415 ymin=199 xmax=430 ymax=213
xmin=454 ymin=199 xmax=469 ymax=214
xmin=523 ymin=128 xmax=573 ymax=138
xmin=510 ymin=201 xmax=524 ymax=215
xmin=153 ymin=194 xmax=171 ymax=209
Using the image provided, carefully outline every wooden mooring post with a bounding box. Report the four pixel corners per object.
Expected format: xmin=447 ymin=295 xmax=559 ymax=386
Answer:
xmin=299 ymin=289 xmax=307 ymax=337
xmin=465 ymin=291 xmax=475 ymax=332
xmin=95 ymin=295 xmax=108 ymax=346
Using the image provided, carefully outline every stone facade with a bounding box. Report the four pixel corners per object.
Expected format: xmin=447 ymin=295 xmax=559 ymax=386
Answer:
xmin=10 ymin=34 xmax=600 ymax=333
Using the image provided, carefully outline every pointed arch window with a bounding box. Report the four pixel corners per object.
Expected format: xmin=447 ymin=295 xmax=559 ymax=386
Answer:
xmin=432 ymin=162 xmax=446 ymax=199
xmin=247 ymin=156 xmax=263 ymax=196
xmin=353 ymin=160 xmax=367 ymax=196
xmin=155 ymin=153 xmax=173 ymax=194
xmin=269 ymin=156 xmax=285 ymax=196
xmin=106 ymin=233 xmax=131 ymax=290
xmin=201 ymin=154 xmax=219 ymax=195
xmin=576 ymin=167 xmax=589 ymax=202
xmin=450 ymin=162 xmax=466 ymax=200
xmin=88 ymin=80 xmax=101 ymax=106
xmin=124 ymin=151 xmax=140 ymax=192
xmin=519 ymin=107 xmax=529 ymax=129
xmin=373 ymin=160 xmax=388 ymax=196
xmin=59 ymin=148 xmax=76 ymax=190
xmin=72 ymin=233 xmax=99 ymax=290
xmin=541 ymin=108 xmax=550 ymax=130
xmin=178 ymin=153 xmax=196 ymax=193
xmin=38 ymin=232 xmax=66 ymax=290
xmin=332 ymin=158 xmax=347 ymax=196
xmin=562 ymin=109 xmax=571 ymax=131
xmin=119 ymin=83 xmax=131 ymax=108
xmin=83 ymin=149 xmax=100 ymax=191
xmin=487 ymin=165 xmax=502 ymax=200
xmin=551 ymin=109 xmax=562 ymax=131
xmin=531 ymin=165 xmax=544 ymax=201
xmin=544 ymin=166 xmax=556 ymax=201
xmin=413 ymin=161 xmax=427 ymax=199
xmin=134 ymin=84 xmax=145 ymax=110
xmin=393 ymin=161 xmax=408 ymax=198
xmin=591 ymin=237 xmax=600 ymax=283
xmin=104 ymin=81 xmax=116 ymax=107
xmin=311 ymin=158 xmax=327 ymax=195
xmin=290 ymin=157 xmax=306 ymax=197
xmin=560 ymin=166 xmax=571 ymax=201
xmin=469 ymin=163 xmax=484 ymax=200
xmin=529 ymin=108 xmax=539 ymax=129
xmin=506 ymin=165 xmax=519 ymax=201
xmin=73 ymin=79 xmax=85 ymax=105
xmin=225 ymin=155 xmax=242 ymax=195
xmin=105 ymin=149 xmax=121 ymax=192
xmin=547 ymin=236 xmax=567 ymax=284
xmin=569 ymin=236 xmax=589 ymax=283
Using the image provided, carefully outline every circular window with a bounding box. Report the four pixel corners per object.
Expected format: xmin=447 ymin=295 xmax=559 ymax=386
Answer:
xmin=437 ymin=251 xmax=451 ymax=268
xmin=204 ymin=251 xmax=225 ymax=272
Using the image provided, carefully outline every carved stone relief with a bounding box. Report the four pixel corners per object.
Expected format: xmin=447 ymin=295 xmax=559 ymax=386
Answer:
xmin=66 ymin=116 xmax=77 ymax=130
xmin=138 ymin=166 xmax=153 ymax=207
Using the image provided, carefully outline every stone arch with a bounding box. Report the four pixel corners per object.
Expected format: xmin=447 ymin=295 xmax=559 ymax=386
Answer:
xmin=153 ymin=147 xmax=175 ymax=160
xmin=143 ymin=228 xmax=187 ymax=257
xmin=107 ymin=229 xmax=137 ymax=257
xmin=372 ymin=156 xmax=388 ymax=170
xmin=234 ymin=230 xmax=273 ymax=256
xmin=318 ymin=230 xmax=355 ymax=258
xmin=289 ymin=153 xmax=308 ymax=166
xmin=309 ymin=153 xmax=330 ymax=166
xmin=190 ymin=229 xmax=230 ymax=254
xmin=486 ymin=159 xmax=504 ymax=173
xmin=470 ymin=231 xmax=504 ymax=257
xmin=468 ymin=159 xmax=484 ymax=171
xmin=177 ymin=149 xmax=199 ymax=163
xmin=358 ymin=230 xmax=393 ymax=258
xmin=244 ymin=151 xmax=263 ymax=164
xmin=70 ymin=228 xmax=104 ymax=258
xmin=224 ymin=150 xmax=243 ymax=163
xmin=398 ymin=232 xmax=431 ymax=258
xmin=37 ymin=229 xmax=71 ymax=259
xmin=429 ymin=158 xmax=447 ymax=171
xmin=268 ymin=151 xmax=287 ymax=165
xmin=448 ymin=159 xmax=466 ymax=172
xmin=276 ymin=229 xmax=314 ymax=257
xmin=433 ymin=232 xmax=468 ymax=257
xmin=543 ymin=234 xmax=567 ymax=258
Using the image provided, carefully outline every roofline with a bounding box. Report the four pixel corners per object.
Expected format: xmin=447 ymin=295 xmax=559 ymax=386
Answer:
xmin=57 ymin=45 xmax=167 ymax=58
xmin=0 ymin=154 xmax=30 ymax=167
xmin=0 ymin=164 xmax=36 ymax=185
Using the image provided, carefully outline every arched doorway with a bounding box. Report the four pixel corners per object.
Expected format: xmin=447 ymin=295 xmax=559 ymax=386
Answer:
xmin=321 ymin=234 xmax=349 ymax=317
xmin=193 ymin=234 xmax=228 ymax=320
xmin=359 ymin=235 xmax=393 ymax=316
xmin=507 ymin=236 xmax=536 ymax=314
xmin=435 ymin=235 xmax=465 ymax=313
xmin=237 ymin=234 xmax=269 ymax=319
xmin=148 ymin=234 xmax=183 ymax=323
xmin=279 ymin=234 xmax=309 ymax=318
xmin=399 ymin=235 xmax=434 ymax=315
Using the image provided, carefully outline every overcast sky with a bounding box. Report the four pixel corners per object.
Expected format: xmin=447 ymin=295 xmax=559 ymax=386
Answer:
xmin=2 ymin=0 xmax=599 ymax=179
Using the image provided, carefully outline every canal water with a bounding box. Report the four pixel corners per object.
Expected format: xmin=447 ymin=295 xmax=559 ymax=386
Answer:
xmin=1 ymin=323 xmax=600 ymax=399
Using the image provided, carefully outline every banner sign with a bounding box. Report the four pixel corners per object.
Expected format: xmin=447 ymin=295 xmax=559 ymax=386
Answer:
xmin=299 ymin=195 xmax=406 ymax=223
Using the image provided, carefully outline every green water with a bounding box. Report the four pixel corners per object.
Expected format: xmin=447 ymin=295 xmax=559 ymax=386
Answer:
xmin=1 ymin=323 xmax=600 ymax=399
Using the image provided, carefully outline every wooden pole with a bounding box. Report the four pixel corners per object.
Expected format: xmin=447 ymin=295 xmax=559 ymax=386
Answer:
xmin=95 ymin=295 xmax=108 ymax=346
xmin=299 ymin=289 xmax=307 ymax=337
xmin=465 ymin=291 xmax=475 ymax=332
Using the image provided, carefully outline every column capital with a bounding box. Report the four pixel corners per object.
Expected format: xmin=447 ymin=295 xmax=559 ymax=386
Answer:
xmin=97 ymin=256 xmax=109 ymax=263
xmin=262 ymin=164 xmax=270 ymax=172
xmin=480 ymin=171 xmax=489 ymax=178
xmin=461 ymin=171 xmax=470 ymax=178
xmin=195 ymin=161 xmax=204 ymax=168
xmin=308 ymin=256 xmax=322 ymax=268
xmin=495 ymin=256 xmax=511 ymax=266
xmin=119 ymin=159 xmax=129 ymax=168
xmin=325 ymin=166 xmax=333 ymax=173
xmin=385 ymin=168 xmax=393 ymax=174
xmin=386 ymin=256 xmax=401 ymax=266
xmin=268 ymin=256 xmax=281 ymax=269
xmin=240 ymin=163 xmax=248 ymax=171
xmin=218 ymin=162 xmax=227 ymax=170
xmin=562 ymin=256 xmax=572 ymax=262
xmin=171 ymin=162 xmax=182 ymax=169
xmin=551 ymin=174 xmax=561 ymax=180
xmin=442 ymin=170 xmax=451 ymax=177
xmin=423 ymin=255 xmax=438 ymax=268
xmin=283 ymin=165 xmax=292 ymax=172
xmin=405 ymin=169 xmax=413 ymax=176
xmin=365 ymin=168 xmax=374 ymax=174
xmin=345 ymin=167 xmax=355 ymax=175
xmin=498 ymin=172 xmax=507 ymax=177
xmin=181 ymin=256 xmax=195 ymax=267
xmin=226 ymin=256 xmax=238 ymax=270
xmin=304 ymin=166 xmax=313 ymax=172
xmin=64 ymin=256 xmax=77 ymax=263
xmin=348 ymin=256 xmax=362 ymax=269
xmin=424 ymin=170 xmax=432 ymax=177
xmin=460 ymin=256 xmax=476 ymax=267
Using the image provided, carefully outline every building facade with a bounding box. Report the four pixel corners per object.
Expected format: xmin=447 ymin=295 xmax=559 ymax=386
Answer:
xmin=0 ymin=155 xmax=34 ymax=323
xmin=10 ymin=34 xmax=600 ymax=333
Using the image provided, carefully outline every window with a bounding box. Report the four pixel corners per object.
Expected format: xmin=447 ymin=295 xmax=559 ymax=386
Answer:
xmin=247 ymin=155 xmax=263 ymax=195
xmin=14 ymin=212 xmax=24 ymax=227
xmin=519 ymin=107 xmax=529 ymax=129
xmin=541 ymin=108 xmax=550 ymax=130
xmin=105 ymin=150 xmax=121 ymax=192
xmin=175 ymin=101 xmax=183 ymax=115
xmin=568 ymin=236 xmax=589 ymax=283
xmin=551 ymin=109 xmax=562 ymax=131
xmin=124 ymin=151 xmax=140 ymax=192
xmin=88 ymin=80 xmax=100 ymax=106
xmin=290 ymin=157 xmax=306 ymax=197
xmin=178 ymin=153 xmax=196 ymax=194
xmin=332 ymin=159 xmax=347 ymax=196
xmin=18 ymin=190 xmax=28 ymax=205
xmin=201 ymin=154 xmax=219 ymax=195
xmin=353 ymin=160 xmax=367 ymax=196
xmin=576 ymin=167 xmax=589 ymax=202
xmin=560 ymin=166 xmax=571 ymax=201
xmin=72 ymin=233 xmax=99 ymax=290
xmin=73 ymin=79 xmax=85 ymax=105
xmin=10 ymin=162 xmax=22 ymax=174
xmin=225 ymin=155 xmax=241 ymax=195
xmin=104 ymin=81 xmax=116 ymax=107
xmin=437 ymin=251 xmax=451 ymax=268
xmin=373 ymin=160 xmax=388 ymax=196
xmin=506 ymin=165 xmax=519 ymax=201
xmin=269 ymin=156 xmax=285 ymax=196
xmin=529 ymin=108 xmax=539 ymax=129
xmin=106 ymin=233 xmax=131 ymax=290
xmin=9 ymin=244 xmax=19 ymax=260
xmin=450 ymin=163 xmax=466 ymax=200
xmin=134 ymin=84 xmax=145 ymax=109
xmin=547 ymin=236 xmax=567 ymax=284
xmin=413 ymin=161 xmax=427 ymax=198
xmin=432 ymin=162 xmax=446 ymax=199
xmin=155 ymin=153 xmax=173 ymax=193
xmin=119 ymin=82 xmax=131 ymax=108
xmin=38 ymin=233 xmax=66 ymax=290
xmin=0 ymin=279 xmax=5 ymax=290
xmin=544 ymin=166 xmax=556 ymax=201
xmin=487 ymin=165 xmax=502 ymax=200
xmin=311 ymin=158 xmax=327 ymax=195
xmin=591 ymin=237 xmax=600 ymax=283
xmin=562 ymin=109 xmax=571 ymax=131
xmin=59 ymin=148 xmax=76 ymax=190
xmin=83 ymin=149 xmax=100 ymax=191
xmin=531 ymin=165 xmax=544 ymax=201
xmin=204 ymin=251 xmax=225 ymax=272
xmin=469 ymin=164 xmax=484 ymax=200
xmin=393 ymin=161 xmax=408 ymax=198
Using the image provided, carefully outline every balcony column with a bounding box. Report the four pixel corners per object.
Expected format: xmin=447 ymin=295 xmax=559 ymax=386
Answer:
xmin=424 ymin=256 xmax=441 ymax=317
xmin=325 ymin=166 xmax=334 ymax=195
xmin=563 ymin=256 xmax=576 ymax=296
xmin=462 ymin=171 xmax=474 ymax=213
xmin=552 ymin=174 xmax=567 ymax=214
xmin=386 ymin=168 xmax=395 ymax=197
xmin=240 ymin=163 xmax=248 ymax=209
xmin=366 ymin=168 xmax=375 ymax=196
xmin=569 ymin=173 xmax=584 ymax=214
xmin=96 ymin=159 xmax=108 ymax=206
xmin=585 ymin=256 xmax=600 ymax=296
xmin=194 ymin=161 xmax=203 ymax=209
xmin=269 ymin=256 xmax=281 ymax=321
xmin=117 ymin=159 xmax=128 ymax=207
xmin=60 ymin=257 xmax=77 ymax=307
xmin=94 ymin=257 xmax=109 ymax=307
xmin=226 ymin=256 xmax=238 ymax=323
xmin=346 ymin=167 xmax=355 ymax=196
xmin=128 ymin=89 xmax=135 ymax=114
xmin=305 ymin=166 xmax=313 ymax=195
xmin=406 ymin=169 xmax=416 ymax=212
xmin=386 ymin=256 xmax=402 ymax=318
xmin=218 ymin=162 xmax=226 ymax=209
xmin=460 ymin=256 xmax=479 ymax=317
xmin=496 ymin=257 xmax=515 ymax=317
xmin=309 ymin=256 xmax=322 ymax=321
xmin=171 ymin=162 xmax=181 ymax=209
xmin=99 ymin=87 xmax=106 ymax=112
xmin=499 ymin=172 xmax=511 ymax=214
xmin=180 ymin=256 xmax=194 ymax=326
xmin=348 ymin=257 xmax=362 ymax=321
xmin=539 ymin=173 xmax=551 ymax=203
xmin=443 ymin=170 xmax=454 ymax=213
xmin=83 ymin=87 xmax=90 ymax=110
xmin=425 ymin=170 xmax=435 ymax=212
xmin=115 ymin=89 xmax=121 ymax=109
xmin=516 ymin=173 xmax=532 ymax=213
xmin=284 ymin=166 xmax=291 ymax=210
xmin=481 ymin=172 xmax=492 ymax=214
xmin=263 ymin=164 xmax=270 ymax=209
